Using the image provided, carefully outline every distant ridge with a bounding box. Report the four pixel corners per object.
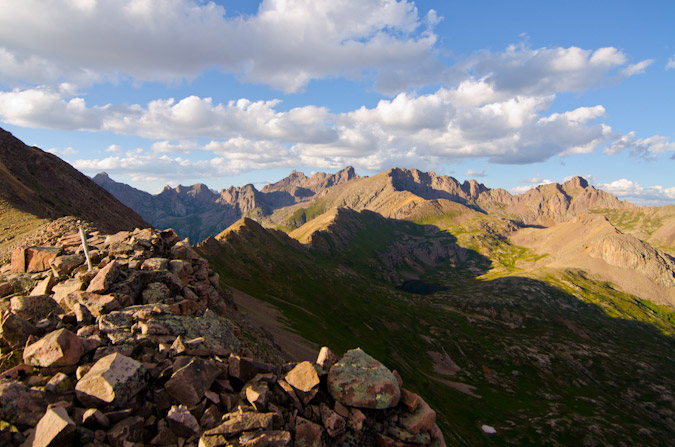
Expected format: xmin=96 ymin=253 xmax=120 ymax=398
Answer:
xmin=94 ymin=167 xmax=359 ymax=243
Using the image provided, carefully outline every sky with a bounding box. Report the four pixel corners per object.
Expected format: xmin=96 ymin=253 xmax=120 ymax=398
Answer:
xmin=0 ymin=0 xmax=673 ymax=205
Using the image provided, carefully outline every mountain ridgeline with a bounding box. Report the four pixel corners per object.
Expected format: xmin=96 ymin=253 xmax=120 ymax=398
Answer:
xmin=93 ymin=167 xmax=359 ymax=243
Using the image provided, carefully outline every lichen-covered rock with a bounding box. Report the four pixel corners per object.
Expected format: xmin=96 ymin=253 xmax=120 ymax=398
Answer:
xmin=23 ymin=328 xmax=84 ymax=367
xmin=75 ymin=353 xmax=147 ymax=408
xmin=327 ymin=348 xmax=401 ymax=409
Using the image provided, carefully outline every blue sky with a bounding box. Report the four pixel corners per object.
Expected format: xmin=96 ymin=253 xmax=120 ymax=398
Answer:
xmin=0 ymin=0 xmax=673 ymax=204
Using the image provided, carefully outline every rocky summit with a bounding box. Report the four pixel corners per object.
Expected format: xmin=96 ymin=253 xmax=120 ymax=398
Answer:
xmin=0 ymin=225 xmax=446 ymax=447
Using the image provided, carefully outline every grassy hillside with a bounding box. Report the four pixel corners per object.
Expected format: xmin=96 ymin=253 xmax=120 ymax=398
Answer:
xmin=198 ymin=214 xmax=675 ymax=446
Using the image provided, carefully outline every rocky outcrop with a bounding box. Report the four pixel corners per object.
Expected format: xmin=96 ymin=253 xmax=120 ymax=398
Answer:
xmin=0 ymin=226 xmax=445 ymax=446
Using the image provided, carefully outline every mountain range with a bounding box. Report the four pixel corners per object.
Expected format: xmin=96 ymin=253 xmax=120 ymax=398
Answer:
xmin=1 ymin=127 xmax=674 ymax=446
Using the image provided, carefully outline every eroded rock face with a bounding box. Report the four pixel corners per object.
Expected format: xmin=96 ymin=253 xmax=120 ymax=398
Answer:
xmin=327 ymin=348 xmax=401 ymax=409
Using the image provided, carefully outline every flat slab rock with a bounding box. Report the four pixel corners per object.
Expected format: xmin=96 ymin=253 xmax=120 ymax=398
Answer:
xmin=327 ymin=348 xmax=401 ymax=409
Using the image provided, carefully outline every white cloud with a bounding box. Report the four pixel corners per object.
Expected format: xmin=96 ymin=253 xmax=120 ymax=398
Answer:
xmin=666 ymin=56 xmax=675 ymax=70
xmin=511 ymin=176 xmax=554 ymax=194
xmin=105 ymin=144 xmax=123 ymax=153
xmin=621 ymin=59 xmax=653 ymax=76
xmin=461 ymin=45 xmax=636 ymax=99
xmin=2 ymin=83 xmax=649 ymax=172
xmin=605 ymin=131 xmax=675 ymax=157
xmin=47 ymin=146 xmax=78 ymax=156
xmin=598 ymin=179 xmax=675 ymax=206
xmin=465 ymin=169 xmax=486 ymax=178
xmin=0 ymin=0 xmax=440 ymax=93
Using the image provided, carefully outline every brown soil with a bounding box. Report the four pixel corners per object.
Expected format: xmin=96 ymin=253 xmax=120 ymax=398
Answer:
xmin=229 ymin=287 xmax=319 ymax=362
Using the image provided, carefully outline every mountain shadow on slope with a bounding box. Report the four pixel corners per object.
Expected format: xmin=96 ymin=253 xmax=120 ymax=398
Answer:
xmin=197 ymin=214 xmax=675 ymax=447
xmin=0 ymin=128 xmax=148 ymax=232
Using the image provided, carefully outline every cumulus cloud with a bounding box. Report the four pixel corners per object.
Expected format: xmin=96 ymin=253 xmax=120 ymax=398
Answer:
xmin=0 ymin=0 xmax=441 ymax=93
xmin=1 ymin=82 xmax=649 ymax=172
xmin=598 ymin=179 xmax=675 ymax=206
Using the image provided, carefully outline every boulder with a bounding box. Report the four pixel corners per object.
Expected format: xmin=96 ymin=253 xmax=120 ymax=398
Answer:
xmin=0 ymin=281 xmax=12 ymax=297
xmin=75 ymin=353 xmax=147 ymax=408
xmin=285 ymin=361 xmax=320 ymax=393
xmin=52 ymin=278 xmax=85 ymax=305
xmin=399 ymin=397 xmax=436 ymax=435
xmin=295 ymin=416 xmax=324 ymax=447
xmin=327 ymin=348 xmax=400 ymax=409
xmin=10 ymin=295 xmax=63 ymax=323
xmin=50 ymin=254 xmax=85 ymax=277
xmin=30 ymin=273 xmax=58 ymax=296
xmin=107 ymin=416 xmax=144 ymax=447
xmin=82 ymin=408 xmax=109 ymax=428
xmin=0 ymin=379 xmax=48 ymax=427
xmin=141 ymin=257 xmax=170 ymax=271
xmin=12 ymin=247 xmax=63 ymax=273
xmin=45 ymin=372 xmax=73 ymax=393
xmin=0 ymin=311 xmax=37 ymax=349
xmin=228 ymin=355 xmax=274 ymax=385
xmin=316 ymin=346 xmax=338 ymax=370
xmin=86 ymin=260 xmax=121 ymax=293
xmin=23 ymin=328 xmax=84 ymax=367
xmin=27 ymin=406 xmax=75 ymax=447
xmin=285 ymin=361 xmax=320 ymax=405
xmin=167 ymin=404 xmax=200 ymax=438
xmin=203 ymin=411 xmax=275 ymax=438
xmin=165 ymin=357 xmax=221 ymax=407
xmin=320 ymin=403 xmax=346 ymax=438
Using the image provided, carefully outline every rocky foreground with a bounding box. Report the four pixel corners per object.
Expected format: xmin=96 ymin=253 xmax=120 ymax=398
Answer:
xmin=0 ymin=225 xmax=445 ymax=446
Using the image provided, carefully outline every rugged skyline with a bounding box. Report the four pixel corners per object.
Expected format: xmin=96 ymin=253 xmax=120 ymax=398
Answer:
xmin=0 ymin=0 xmax=673 ymax=204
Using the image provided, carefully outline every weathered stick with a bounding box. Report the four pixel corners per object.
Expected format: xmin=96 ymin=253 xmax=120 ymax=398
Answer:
xmin=79 ymin=227 xmax=93 ymax=271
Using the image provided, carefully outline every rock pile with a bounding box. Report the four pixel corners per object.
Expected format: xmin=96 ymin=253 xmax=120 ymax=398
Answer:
xmin=0 ymin=227 xmax=445 ymax=446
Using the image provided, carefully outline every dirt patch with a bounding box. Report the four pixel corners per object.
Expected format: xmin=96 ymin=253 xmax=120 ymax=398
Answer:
xmin=422 ymin=372 xmax=482 ymax=399
xmin=428 ymin=348 xmax=461 ymax=376
xmin=229 ymin=287 xmax=319 ymax=362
